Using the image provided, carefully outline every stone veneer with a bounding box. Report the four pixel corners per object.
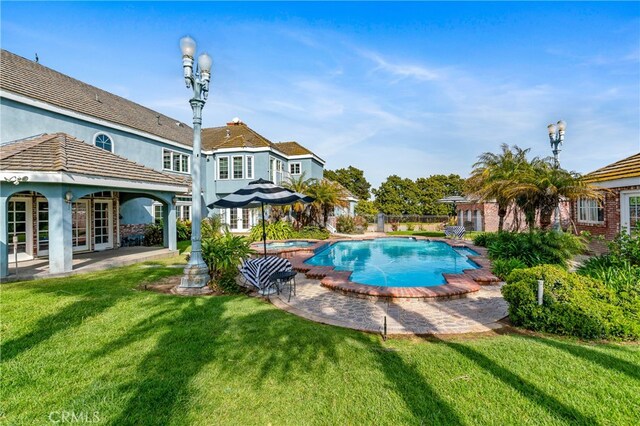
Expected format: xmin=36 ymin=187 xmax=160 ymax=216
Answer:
xmin=283 ymin=236 xmax=499 ymax=300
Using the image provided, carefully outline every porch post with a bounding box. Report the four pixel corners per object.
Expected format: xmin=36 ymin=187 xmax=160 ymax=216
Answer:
xmin=163 ymin=202 xmax=177 ymax=251
xmin=0 ymin=195 xmax=8 ymax=279
xmin=48 ymin=194 xmax=73 ymax=274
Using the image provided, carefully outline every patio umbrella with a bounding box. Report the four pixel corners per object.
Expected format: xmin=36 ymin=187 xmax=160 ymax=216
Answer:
xmin=207 ymin=178 xmax=314 ymax=256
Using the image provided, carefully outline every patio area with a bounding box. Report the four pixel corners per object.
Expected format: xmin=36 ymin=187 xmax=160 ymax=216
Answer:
xmin=2 ymin=246 xmax=178 ymax=282
xmin=269 ymin=274 xmax=508 ymax=335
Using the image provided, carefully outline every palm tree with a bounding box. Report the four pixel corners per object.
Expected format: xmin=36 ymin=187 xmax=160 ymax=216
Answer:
xmin=508 ymin=158 xmax=603 ymax=230
xmin=282 ymin=172 xmax=316 ymax=228
xmin=307 ymin=179 xmax=348 ymax=227
xmin=466 ymin=144 xmax=531 ymax=232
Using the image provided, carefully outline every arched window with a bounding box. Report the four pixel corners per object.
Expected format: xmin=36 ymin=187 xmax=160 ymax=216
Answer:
xmin=94 ymin=133 xmax=113 ymax=152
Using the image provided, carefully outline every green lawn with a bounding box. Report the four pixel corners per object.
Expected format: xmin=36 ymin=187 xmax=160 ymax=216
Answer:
xmin=2 ymin=256 xmax=639 ymax=425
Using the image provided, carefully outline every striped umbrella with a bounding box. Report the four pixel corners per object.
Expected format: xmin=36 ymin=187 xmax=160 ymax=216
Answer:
xmin=207 ymin=178 xmax=314 ymax=255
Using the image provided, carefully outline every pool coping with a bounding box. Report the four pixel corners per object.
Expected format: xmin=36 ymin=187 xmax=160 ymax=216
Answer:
xmin=284 ymin=236 xmax=499 ymax=300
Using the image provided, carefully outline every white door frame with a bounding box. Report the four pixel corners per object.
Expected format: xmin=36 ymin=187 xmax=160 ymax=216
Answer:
xmin=72 ymin=200 xmax=90 ymax=252
xmin=93 ymin=200 xmax=113 ymax=250
xmin=620 ymin=190 xmax=640 ymax=234
xmin=8 ymin=197 xmax=33 ymax=261
xmin=36 ymin=198 xmax=49 ymax=256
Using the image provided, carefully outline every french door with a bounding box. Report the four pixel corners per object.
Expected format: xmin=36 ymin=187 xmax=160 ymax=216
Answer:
xmin=72 ymin=200 xmax=90 ymax=252
xmin=7 ymin=198 xmax=32 ymax=261
xmin=621 ymin=191 xmax=640 ymax=234
xmin=36 ymin=199 xmax=49 ymax=256
xmin=93 ymin=200 xmax=113 ymax=250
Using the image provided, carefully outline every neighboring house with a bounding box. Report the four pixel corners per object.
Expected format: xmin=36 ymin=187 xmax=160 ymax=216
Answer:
xmin=455 ymin=199 xmax=571 ymax=232
xmin=0 ymin=49 xmax=324 ymax=278
xmin=573 ymin=153 xmax=640 ymax=240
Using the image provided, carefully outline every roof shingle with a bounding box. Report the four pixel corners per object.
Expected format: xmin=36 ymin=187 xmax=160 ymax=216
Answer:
xmin=273 ymin=141 xmax=313 ymax=156
xmin=1 ymin=133 xmax=188 ymax=187
xmin=0 ymin=50 xmax=193 ymax=146
xmin=584 ymin=152 xmax=640 ymax=183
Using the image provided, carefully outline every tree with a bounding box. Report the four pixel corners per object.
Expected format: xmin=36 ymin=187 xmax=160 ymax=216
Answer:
xmin=354 ymin=199 xmax=378 ymax=216
xmin=466 ymin=144 xmax=531 ymax=232
xmin=415 ymin=174 xmax=465 ymax=215
xmin=282 ymin=172 xmax=316 ymax=229
xmin=372 ymin=175 xmax=421 ymax=215
xmin=307 ymin=179 xmax=348 ymax=227
xmin=323 ymin=166 xmax=371 ymax=200
xmin=508 ymin=158 xmax=602 ymax=230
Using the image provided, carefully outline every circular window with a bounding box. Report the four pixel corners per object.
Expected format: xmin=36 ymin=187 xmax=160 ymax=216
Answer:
xmin=94 ymin=133 xmax=113 ymax=152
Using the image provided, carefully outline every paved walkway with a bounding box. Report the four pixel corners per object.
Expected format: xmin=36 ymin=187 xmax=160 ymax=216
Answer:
xmin=2 ymin=247 xmax=178 ymax=282
xmin=270 ymin=274 xmax=508 ymax=335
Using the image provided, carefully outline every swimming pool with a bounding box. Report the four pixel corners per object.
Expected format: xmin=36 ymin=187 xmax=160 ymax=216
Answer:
xmin=304 ymin=238 xmax=479 ymax=287
xmin=264 ymin=240 xmax=316 ymax=249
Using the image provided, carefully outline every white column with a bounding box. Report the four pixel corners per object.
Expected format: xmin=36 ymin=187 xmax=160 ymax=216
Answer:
xmin=0 ymin=195 xmax=8 ymax=278
xmin=48 ymin=195 xmax=73 ymax=274
xmin=163 ymin=202 xmax=177 ymax=251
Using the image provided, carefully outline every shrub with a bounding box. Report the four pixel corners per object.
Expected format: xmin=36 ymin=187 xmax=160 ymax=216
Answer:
xmin=249 ymin=220 xmax=294 ymax=242
xmin=481 ymin=231 xmax=585 ymax=268
xmin=294 ymin=226 xmax=330 ymax=240
xmin=608 ymin=223 xmax=640 ymax=266
xmin=406 ymin=223 xmax=415 ymax=232
xmin=354 ymin=215 xmax=368 ymax=233
xmin=143 ymin=223 xmax=164 ymax=246
xmin=176 ymin=220 xmax=191 ymax=241
xmin=491 ymin=258 xmax=527 ymax=280
xmin=502 ymin=265 xmax=639 ymax=340
xmin=201 ymin=216 xmax=224 ymax=239
xmin=201 ymin=232 xmax=255 ymax=280
xmin=211 ymin=268 xmax=244 ymax=294
xmin=472 ymin=232 xmax=491 ymax=247
xmin=336 ymin=216 xmax=356 ymax=234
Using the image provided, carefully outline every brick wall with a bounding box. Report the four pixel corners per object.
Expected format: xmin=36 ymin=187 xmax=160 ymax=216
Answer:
xmin=457 ymin=200 xmax=572 ymax=232
xmin=573 ymin=185 xmax=640 ymax=241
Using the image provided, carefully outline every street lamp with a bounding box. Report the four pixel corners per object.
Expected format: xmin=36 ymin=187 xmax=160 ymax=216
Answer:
xmin=547 ymin=120 xmax=566 ymax=167
xmin=547 ymin=120 xmax=566 ymax=231
xmin=177 ymin=36 xmax=213 ymax=294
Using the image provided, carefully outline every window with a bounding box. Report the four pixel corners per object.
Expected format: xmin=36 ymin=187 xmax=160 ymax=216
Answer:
xmin=289 ymin=162 xmax=301 ymax=175
xmin=178 ymin=205 xmax=191 ymax=221
xmin=232 ymin=156 xmax=244 ymax=179
xmin=162 ymin=149 xmax=190 ymax=173
xmin=270 ymin=157 xmax=283 ymax=184
xmin=94 ymin=133 xmax=113 ymax=152
xmin=578 ymin=198 xmax=604 ymax=224
xmin=218 ymin=156 xmax=229 ymax=179
xmin=153 ymin=204 xmax=163 ymax=223
xmin=246 ymin=156 xmax=254 ymax=179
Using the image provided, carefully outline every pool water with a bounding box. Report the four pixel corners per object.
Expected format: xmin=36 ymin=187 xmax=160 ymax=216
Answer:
xmin=264 ymin=240 xmax=315 ymax=249
xmin=305 ymin=238 xmax=479 ymax=287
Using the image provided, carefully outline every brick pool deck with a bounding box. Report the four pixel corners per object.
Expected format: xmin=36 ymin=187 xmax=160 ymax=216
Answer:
xmin=270 ymin=275 xmax=508 ymax=335
xmin=262 ymin=236 xmax=508 ymax=335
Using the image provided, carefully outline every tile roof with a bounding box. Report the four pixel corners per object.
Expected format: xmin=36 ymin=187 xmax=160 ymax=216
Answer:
xmin=1 ymin=133 xmax=188 ymax=187
xmin=201 ymin=122 xmax=319 ymax=160
xmin=273 ymin=141 xmax=313 ymax=156
xmin=584 ymin=152 xmax=640 ymax=183
xmin=0 ymin=50 xmax=193 ymax=146
xmin=201 ymin=123 xmax=276 ymax=151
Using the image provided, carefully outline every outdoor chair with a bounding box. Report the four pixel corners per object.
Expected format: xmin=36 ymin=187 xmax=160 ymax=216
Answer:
xmin=444 ymin=225 xmax=466 ymax=239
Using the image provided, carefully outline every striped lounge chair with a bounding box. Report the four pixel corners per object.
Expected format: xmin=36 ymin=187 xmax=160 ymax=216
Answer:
xmin=240 ymin=256 xmax=292 ymax=294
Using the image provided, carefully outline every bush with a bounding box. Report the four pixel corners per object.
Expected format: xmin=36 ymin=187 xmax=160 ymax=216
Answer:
xmin=502 ymin=265 xmax=639 ymax=340
xmin=406 ymin=223 xmax=415 ymax=232
xmin=294 ymin=226 xmax=330 ymax=240
xmin=201 ymin=216 xmax=223 ymax=239
xmin=211 ymin=268 xmax=244 ymax=294
xmin=491 ymin=258 xmax=527 ymax=280
xmin=201 ymin=232 xmax=255 ymax=281
xmin=608 ymin=223 xmax=640 ymax=266
xmin=249 ymin=220 xmax=294 ymax=242
xmin=143 ymin=223 xmax=164 ymax=246
xmin=176 ymin=220 xmax=191 ymax=241
xmin=479 ymin=231 xmax=585 ymax=268
xmin=336 ymin=216 xmax=356 ymax=234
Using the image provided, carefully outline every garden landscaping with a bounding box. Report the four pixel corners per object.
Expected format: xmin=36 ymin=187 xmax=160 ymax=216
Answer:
xmin=2 ymin=253 xmax=639 ymax=425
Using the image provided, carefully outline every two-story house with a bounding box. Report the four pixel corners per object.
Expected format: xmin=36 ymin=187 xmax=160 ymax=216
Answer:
xmin=0 ymin=49 xmax=324 ymax=279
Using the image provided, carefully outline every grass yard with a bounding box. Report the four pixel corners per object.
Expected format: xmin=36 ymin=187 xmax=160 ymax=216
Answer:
xmin=2 ymin=256 xmax=639 ymax=425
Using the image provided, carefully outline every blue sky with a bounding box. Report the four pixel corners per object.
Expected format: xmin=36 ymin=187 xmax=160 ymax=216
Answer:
xmin=2 ymin=1 xmax=639 ymax=187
